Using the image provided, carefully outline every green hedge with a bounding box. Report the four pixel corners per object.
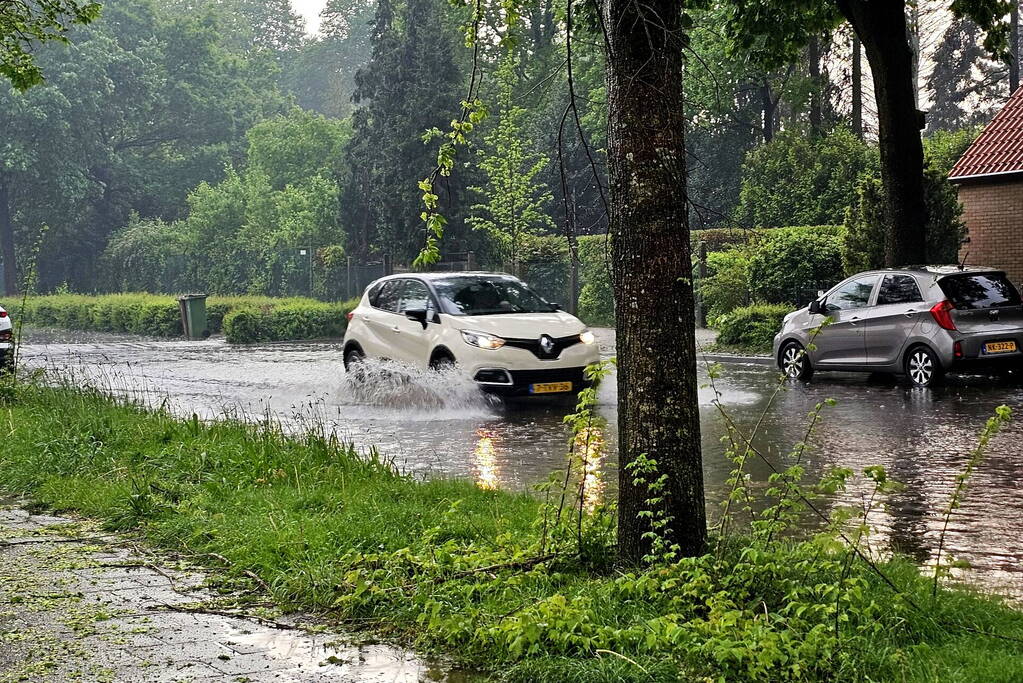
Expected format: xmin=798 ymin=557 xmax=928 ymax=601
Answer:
xmin=222 ymin=298 xmax=358 ymax=343
xmin=714 ymin=304 xmax=790 ymax=355
xmin=11 ymin=294 xmax=357 ymax=342
xmin=747 ymin=225 xmax=844 ymax=306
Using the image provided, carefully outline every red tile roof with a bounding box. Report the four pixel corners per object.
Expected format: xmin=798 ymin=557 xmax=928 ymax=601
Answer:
xmin=949 ymin=86 xmax=1023 ymax=181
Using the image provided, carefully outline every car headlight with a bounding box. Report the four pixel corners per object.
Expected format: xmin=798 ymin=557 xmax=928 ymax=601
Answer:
xmin=461 ymin=329 xmax=505 ymax=350
xmin=579 ymin=330 xmax=595 ymax=345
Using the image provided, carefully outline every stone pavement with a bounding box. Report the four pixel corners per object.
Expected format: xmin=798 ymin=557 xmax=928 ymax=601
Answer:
xmin=0 ymin=503 xmax=461 ymax=683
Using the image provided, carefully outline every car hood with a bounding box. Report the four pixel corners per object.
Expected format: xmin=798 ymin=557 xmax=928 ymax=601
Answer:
xmin=447 ymin=311 xmax=586 ymax=339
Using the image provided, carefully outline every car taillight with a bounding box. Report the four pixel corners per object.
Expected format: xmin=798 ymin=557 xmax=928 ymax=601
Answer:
xmin=930 ymin=300 xmax=957 ymax=331
xmin=0 ymin=311 xmax=7 ymax=318
xmin=0 ymin=330 xmax=11 ymax=341
xmin=346 ymin=312 xmax=354 ymax=321
xmin=953 ymin=341 xmax=963 ymax=359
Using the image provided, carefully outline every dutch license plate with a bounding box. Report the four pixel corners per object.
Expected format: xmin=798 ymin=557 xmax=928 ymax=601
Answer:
xmin=530 ymin=381 xmax=573 ymax=394
xmin=983 ymin=340 xmax=1017 ymax=354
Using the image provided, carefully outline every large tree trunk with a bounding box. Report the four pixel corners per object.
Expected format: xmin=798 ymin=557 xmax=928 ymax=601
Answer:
xmin=0 ymin=180 xmax=18 ymax=296
xmin=603 ymin=0 xmax=706 ymax=562
xmin=839 ymin=0 xmax=928 ymax=266
xmin=1011 ymin=0 xmax=1020 ymax=94
xmin=852 ymin=33 xmax=863 ymax=138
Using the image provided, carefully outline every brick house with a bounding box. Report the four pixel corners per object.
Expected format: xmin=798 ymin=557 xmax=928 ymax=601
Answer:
xmin=949 ymin=86 xmax=1023 ymax=286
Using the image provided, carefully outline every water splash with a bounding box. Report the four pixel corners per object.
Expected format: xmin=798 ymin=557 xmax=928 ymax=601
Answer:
xmin=338 ymin=357 xmax=500 ymax=418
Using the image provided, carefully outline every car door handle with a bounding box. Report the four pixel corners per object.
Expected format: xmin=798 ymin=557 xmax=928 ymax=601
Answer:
xmin=903 ymin=310 xmax=919 ymax=317
xmin=391 ymin=325 xmax=401 ymax=333
xmin=849 ymin=317 xmax=859 ymax=325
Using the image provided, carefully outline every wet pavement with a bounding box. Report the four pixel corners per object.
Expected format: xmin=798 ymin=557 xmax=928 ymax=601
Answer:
xmin=0 ymin=500 xmax=458 ymax=682
xmin=18 ymin=328 xmax=1023 ymax=600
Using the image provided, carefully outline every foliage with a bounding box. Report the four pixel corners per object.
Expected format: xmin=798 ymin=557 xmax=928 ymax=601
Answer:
xmin=700 ymin=247 xmax=752 ymax=323
xmin=576 ymin=236 xmax=614 ymax=327
xmin=714 ymin=303 xmax=791 ymax=353
xmin=0 ymin=0 xmax=101 ymax=90
xmin=341 ymin=0 xmax=469 ymax=263
xmin=97 ymin=109 xmax=351 ymax=298
xmin=2 ymin=383 xmax=1021 ymax=681
xmin=467 ymin=55 xmax=555 ymax=267
xmin=0 ymin=0 xmax=287 ymax=292
xmin=735 ymin=127 xmax=878 ymax=229
xmin=222 ymin=298 xmax=358 ymax=343
xmin=842 ymin=165 xmax=967 ymax=274
xmin=747 ymin=226 xmax=845 ymax=305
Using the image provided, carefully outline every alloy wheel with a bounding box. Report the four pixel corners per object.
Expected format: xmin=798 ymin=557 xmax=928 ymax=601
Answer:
xmin=908 ymin=349 xmax=934 ymax=386
xmin=782 ymin=345 xmax=804 ymax=378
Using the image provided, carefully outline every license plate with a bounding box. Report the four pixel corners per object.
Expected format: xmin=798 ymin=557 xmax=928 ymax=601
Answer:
xmin=983 ymin=340 xmax=1017 ymax=354
xmin=530 ymin=381 xmax=573 ymax=394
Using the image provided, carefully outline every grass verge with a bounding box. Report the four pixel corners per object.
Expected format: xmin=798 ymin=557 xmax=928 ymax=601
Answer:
xmin=1 ymin=382 xmax=1021 ymax=681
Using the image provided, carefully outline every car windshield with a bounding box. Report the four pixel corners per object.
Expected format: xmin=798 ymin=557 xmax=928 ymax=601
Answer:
xmin=939 ymin=273 xmax=1022 ymax=310
xmin=433 ymin=276 xmax=555 ymax=315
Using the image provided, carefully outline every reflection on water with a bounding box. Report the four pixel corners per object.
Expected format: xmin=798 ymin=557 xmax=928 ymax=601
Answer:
xmin=575 ymin=426 xmax=607 ymax=513
xmin=20 ymin=334 xmax=1023 ymax=599
xmin=473 ymin=429 xmax=500 ymax=490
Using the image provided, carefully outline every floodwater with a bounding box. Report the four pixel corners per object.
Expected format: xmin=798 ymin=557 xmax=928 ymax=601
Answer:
xmin=20 ymin=329 xmax=1023 ymax=600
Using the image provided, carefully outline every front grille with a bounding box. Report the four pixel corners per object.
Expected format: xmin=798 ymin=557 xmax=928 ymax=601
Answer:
xmin=508 ymin=367 xmax=588 ymax=386
xmin=504 ymin=334 xmax=581 ymax=360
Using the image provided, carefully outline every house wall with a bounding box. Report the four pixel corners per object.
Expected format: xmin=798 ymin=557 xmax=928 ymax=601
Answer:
xmin=957 ymin=179 xmax=1023 ymax=287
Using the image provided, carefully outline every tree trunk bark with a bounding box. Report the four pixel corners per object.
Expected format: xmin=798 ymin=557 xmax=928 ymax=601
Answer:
xmin=603 ymin=0 xmax=706 ymax=562
xmin=761 ymin=79 xmax=776 ymax=142
xmin=808 ymin=35 xmax=823 ymax=134
xmin=852 ymin=33 xmax=863 ymax=138
xmin=0 ymin=180 xmax=19 ymax=296
xmin=839 ymin=0 xmax=928 ymax=266
xmin=1011 ymin=0 xmax=1020 ymax=94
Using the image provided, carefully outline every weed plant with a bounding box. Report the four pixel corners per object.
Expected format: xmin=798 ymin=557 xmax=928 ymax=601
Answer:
xmin=0 ymin=368 xmax=1019 ymax=681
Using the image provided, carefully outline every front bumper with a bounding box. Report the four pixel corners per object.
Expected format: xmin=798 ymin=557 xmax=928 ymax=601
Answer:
xmin=475 ymin=366 xmax=592 ymax=397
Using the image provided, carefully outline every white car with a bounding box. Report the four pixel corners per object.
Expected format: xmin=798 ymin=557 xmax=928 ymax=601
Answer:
xmin=342 ymin=272 xmax=601 ymax=396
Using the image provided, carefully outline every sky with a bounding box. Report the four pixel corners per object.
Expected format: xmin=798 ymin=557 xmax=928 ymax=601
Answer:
xmin=292 ymin=0 xmax=329 ymax=34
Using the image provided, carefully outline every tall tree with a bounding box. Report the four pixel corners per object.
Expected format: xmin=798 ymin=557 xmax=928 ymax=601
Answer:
xmin=726 ymin=0 xmax=1012 ymax=266
xmin=341 ymin=0 xmax=465 ymax=261
xmin=603 ymin=0 xmax=706 ymax=561
xmin=0 ymin=0 xmax=100 ymax=90
xmin=467 ymin=55 xmax=554 ymax=270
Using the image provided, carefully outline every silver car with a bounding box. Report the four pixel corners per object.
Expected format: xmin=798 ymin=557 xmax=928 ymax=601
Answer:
xmin=773 ymin=266 xmax=1023 ymax=387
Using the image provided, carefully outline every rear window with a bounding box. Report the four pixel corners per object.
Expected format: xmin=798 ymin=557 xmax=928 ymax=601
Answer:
xmin=939 ymin=273 xmax=1022 ymax=310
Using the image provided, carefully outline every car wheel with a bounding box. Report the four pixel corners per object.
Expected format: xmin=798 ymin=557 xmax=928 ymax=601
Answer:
xmin=780 ymin=341 xmax=813 ymax=381
xmin=430 ymin=354 xmax=455 ymax=372
xmin=904 ymin=346 xmax=943 ymax=388
xmin=344 ymin=347 xmax=365 ymax=378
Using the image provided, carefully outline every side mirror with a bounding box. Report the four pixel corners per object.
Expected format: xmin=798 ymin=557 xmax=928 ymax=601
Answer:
xmin=405 ymin=308 xmax=429 ymax=329
xmin=808 ymin=299 xmax=824 ymax=315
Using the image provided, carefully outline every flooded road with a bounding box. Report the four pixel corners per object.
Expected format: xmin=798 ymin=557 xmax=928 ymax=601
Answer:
xmin=20 ymin=330 xmax=1023 ymax=599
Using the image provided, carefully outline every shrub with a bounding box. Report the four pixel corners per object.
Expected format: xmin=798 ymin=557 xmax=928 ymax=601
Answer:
xmin=735 ymin=126 xmax=879 ymax=229
xmin=715 ymin=304 xmax=790 ymax=354
xmin=699 ymin=247 xmax=752 ymax=323
xmin=222 ymin=298 xmax=358 ymax=343
xmin=748 ymin=226 xmax=844 ymax=306
xmin=690 ymin=227 xmax=754 ymax=252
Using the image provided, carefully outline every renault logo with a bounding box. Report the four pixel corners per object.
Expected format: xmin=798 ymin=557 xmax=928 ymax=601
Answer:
xmin=539 ymin=334 xmax=555 ymax=355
